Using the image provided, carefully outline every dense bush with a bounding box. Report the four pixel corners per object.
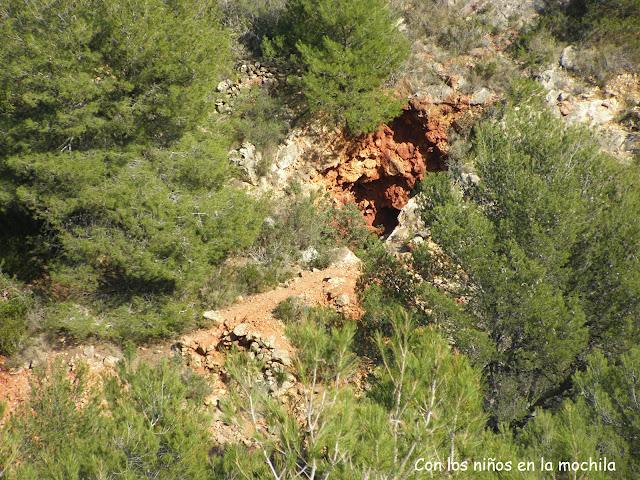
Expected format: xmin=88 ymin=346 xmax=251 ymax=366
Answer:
xmin=393 ymin=0 xmax=494 ymax=54
xmin=0 ymin=0 xmax=231 ymax=154
xmin=510 ymin=25 xmax=561 ymax=70
xmin=264 ymin=0 xmax=409 ymax=134
xmin=0 ymin=0 xmax=269 ymax=344
xmin=219 ymin=0 xmax=287 ymax=51
xmin=227 ymin=87 xmax=291 ymax=168
xmin=0 ymin=274 xmax=33 ymax=356
xmin=2 ymin=132 xmax=264 ymax=343
xmin=361 ymin=80 xmax=640 ymax=425
xmin=519 ymin=347 xmax=640 ymax=478
xmin=0 ymin=358 xmax=214 ymax=479
xmin=217 ymin=307 xmax=505 ymax=478
xmin=1 ymin=306 xmax=635 ymax=478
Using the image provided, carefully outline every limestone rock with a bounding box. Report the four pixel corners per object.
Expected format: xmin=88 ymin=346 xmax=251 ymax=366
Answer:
xmin=228 ymin=142 xmax=262 ymax=185
xmin=566 ymin=99 xmax=617 ymax=126
xmin=203 ymin=310 xmax=224 ymax=326
xmin=560 ymin=46 xmax=577 ymax=70
xmin=271 ymin=348 xmax=291 ymax=366
xmin=301 ymin=247 xmax=319 ymax=264
xmin=386 ymin=196 xmax=427 ymax=251
xmin=419 ymin=84 xmax=454 ymax=104
xmin=335 ymin=294 xmax=351 ymax=307
xmin=275 ymin=140 xmax=299 ymax=170
xmin=82 ymin=345 xmax=95 ymax=359
xmin=470 ymin=87 xmax=495 ymax=106
xmin=216 ymin=79 xmax=232 ymax=93
xmin=326 ymin=277 xmax=346 ymax=287
xmin=233 ymin=323 xmax=249 ymax=337
xmin=331 ymin=247 xmax=361 ymax=268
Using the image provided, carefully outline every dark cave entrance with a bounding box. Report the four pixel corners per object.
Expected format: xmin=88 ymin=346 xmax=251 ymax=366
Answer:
xmin=374 ymin=207 xmax=400 ymax=236
xmin=346 ymin=107 xmax=449 ymax=236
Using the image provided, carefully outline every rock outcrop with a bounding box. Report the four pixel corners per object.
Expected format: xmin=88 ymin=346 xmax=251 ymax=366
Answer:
xmin=321 ymin=93 xmax=479 ymax=234
xmin=324 ymin=121 xmax=427 ymax=233
xmin=175 ymin=322 xmax=295 ymax=397
xmin=538 ymin=64 xmax=640 ymax=158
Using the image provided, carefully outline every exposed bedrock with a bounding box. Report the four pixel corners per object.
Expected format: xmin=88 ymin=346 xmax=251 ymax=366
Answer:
xmin=323 ymin=95 xmax=477 ymax=234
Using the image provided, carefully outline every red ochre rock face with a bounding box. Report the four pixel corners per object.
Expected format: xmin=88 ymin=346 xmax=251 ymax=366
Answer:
xmin=323 ymin=95 xmax=474 ymax=235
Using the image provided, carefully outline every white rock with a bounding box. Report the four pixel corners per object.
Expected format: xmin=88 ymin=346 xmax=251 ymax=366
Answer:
xmin=560 ymin=46 xmax=577 ymax=70
xmin=216 ymin=79 xmax=232 ymax=92
xmin=301 ymin=246 xmax=319 ymax=264
xmin=335 ymin=294 xmax=351 ymax=307
xmin=326 ymin=277 xmax=346 ymax=287
xmin=233 ymin=323 xmax=249 ymax=337
xmin=470 ymin=87 xmax=494 ymax=106
xmin=228 ymin=142 xmax=262 ymax=185
xmin=263 ymin=335 xmax=276 ymax=349
xmin=331 ymin=247 xmax=361 ymax=267
xmin=419 ymin=84 xmax=454 ymax=104
xmin=272 ymin=348 xmax=291 ymax=366
xmin=203 ymin=310 xmax=224 ymax=326
xmin=386 ymin=196 xmax=427 ymax=251
xmin=460 ymin=172 xmax=480 ymax=186
xmin=567 ymin=99 xmax=617 ymax=126
xmin=103 ymin=355 xmax=120 ymax=368
xmin=275 ymin=140 xmax=299 ymax=170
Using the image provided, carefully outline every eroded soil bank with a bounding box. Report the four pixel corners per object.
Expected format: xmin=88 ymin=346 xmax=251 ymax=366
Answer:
xmin=321 ymin=93 xmax=478 ymax=234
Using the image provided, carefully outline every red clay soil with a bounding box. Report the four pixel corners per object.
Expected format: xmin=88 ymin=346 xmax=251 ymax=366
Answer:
xmin=0 ymin=356 xmax=30 ymax=420
xmin=322 ymin=94 xmax=476 ymax=234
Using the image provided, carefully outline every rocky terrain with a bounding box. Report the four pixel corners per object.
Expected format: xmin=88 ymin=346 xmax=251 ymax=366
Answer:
xmin=0 ymin=247 xmax=362 ymax=439
xmin=2 ymin=2 xmax=639 ymax=475
xmin=3 ymin=3 xmax=638 ymax=407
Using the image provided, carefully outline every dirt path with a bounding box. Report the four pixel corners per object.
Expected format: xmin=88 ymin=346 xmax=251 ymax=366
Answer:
xmin=0 ymin=251 xmax=361 ymax=420
xmin=177 ymin=256 xmax=362 ymax=359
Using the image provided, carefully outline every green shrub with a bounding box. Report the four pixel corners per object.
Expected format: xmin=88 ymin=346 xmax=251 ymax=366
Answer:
xmin=0 ymin=0 xmax=265 ymax=346
xmin=0 ymin=358 xmax=214 ymax=479
xmin=226 ymin=87 xmax=291 ymax=173
xmin=219 ymin=0 xmax=287 ymax=50
xmin=511 ymin=23 xmax=561 ymax=70
xmin=364 ymin=80 xmax=640 ymax=425
xmin=2 ymin=126 xmax=264 ymax=343
xmin=518 ymin=347 xmax=640 ymax=478
xmin=429 ymin=81 xmax=639 ymax=422
xmin=200 ymin=193 xmax=369 ymax=311
xmin=0 ymin=0 xmax=231 ymax=154
xmin=217 ymin=307 xmax=504 ymax=478
xmin=0 ymin=275 xmax=33 ymax=356
xmin=264 ymin=0 xmax=409 ymax=134
xmin=272 ymin=296 xmax=308 ymax=323
xmin=392 ymin=0 xmax=494 ymax=53
xmin=248 ymin=189 xmax=355 ymax=268
xmin=514 ymin=0 xmax=640 ymax=83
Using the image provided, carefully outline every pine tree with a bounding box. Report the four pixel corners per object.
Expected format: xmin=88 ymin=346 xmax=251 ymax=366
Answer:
xmin=265 ymin=0 xmax=409 ymax=135
xmin=375 ymin=80 xmax=640 ymax=424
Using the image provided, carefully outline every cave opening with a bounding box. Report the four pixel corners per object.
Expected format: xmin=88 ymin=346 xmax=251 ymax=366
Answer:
xmin=324 ymin=98 xmax=464 ymax=237
xmin=349 ymin=107 xmax=448 ymax=236
xmin=373 ymin=207 xmax=400 ymax=236
xmin=389 ymin=108 xmax=447 ymax=173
